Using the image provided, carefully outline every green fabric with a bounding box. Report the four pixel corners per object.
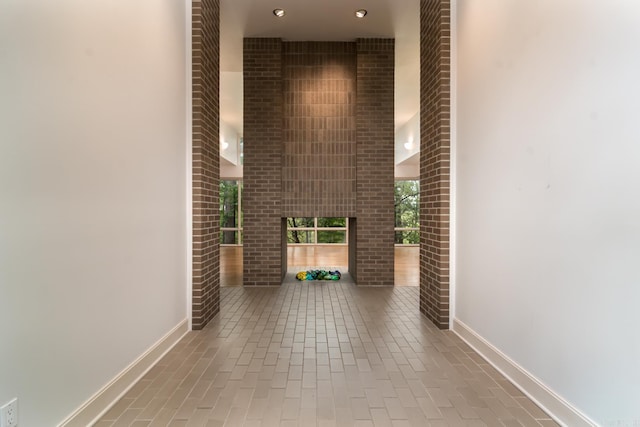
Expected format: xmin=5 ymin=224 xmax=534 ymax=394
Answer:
xmin=295 ymin=269 xmax=342 ymax=281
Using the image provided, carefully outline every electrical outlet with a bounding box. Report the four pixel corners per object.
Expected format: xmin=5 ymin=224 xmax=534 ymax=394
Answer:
xmin=0 ymin=398 xmax=18 ymax=427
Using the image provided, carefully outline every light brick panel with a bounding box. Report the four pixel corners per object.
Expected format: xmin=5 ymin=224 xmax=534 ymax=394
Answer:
xmin=420 ymin=0 xmax=451 ymax=329
xmin=355 ymin=39 xmax=395 ymax=286
xmin=243 ymin=38 xmax=284 ymax=286
xmin=192 ymin=0 xmax=220 ymax=329
xmin=282 ymin=42 xmax=357 ymax=218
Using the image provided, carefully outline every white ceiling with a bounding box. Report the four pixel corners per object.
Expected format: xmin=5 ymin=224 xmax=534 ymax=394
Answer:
xmin=219 ymin=0 xmax=420 ymax=136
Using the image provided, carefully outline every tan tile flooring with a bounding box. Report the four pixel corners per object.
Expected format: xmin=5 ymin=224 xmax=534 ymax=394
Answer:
xmin=96 ymin=274 xmax=558 ymax=426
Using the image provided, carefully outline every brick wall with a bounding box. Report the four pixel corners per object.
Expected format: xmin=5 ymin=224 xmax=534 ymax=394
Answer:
xmin=282 ymin=42 xmax=357 ymax=218
xmin=355 ymin=39 xmax=395 ymax=286
xmin=243 ymin=38 xmax=396 ymax=286
xmin=191 ymin=0 xmax=220 ymax=329
xmin=420 ymin=0 xmax=451 ymax=329
xmin=243 ymin=38 xmax=284 ymax=286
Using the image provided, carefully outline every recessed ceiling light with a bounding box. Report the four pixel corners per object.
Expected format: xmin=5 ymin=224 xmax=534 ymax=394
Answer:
xmin=273 ymin=8 xmax=286 ymax=18
xmin=355 ymin=9 xmax=368 ymax=18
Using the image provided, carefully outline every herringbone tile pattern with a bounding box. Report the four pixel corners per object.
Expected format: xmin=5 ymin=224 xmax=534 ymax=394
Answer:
xmin=96 ymin=277 xmax=558 ymax=426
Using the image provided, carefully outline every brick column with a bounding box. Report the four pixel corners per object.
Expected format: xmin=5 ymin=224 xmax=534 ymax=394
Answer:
xmin=420 ymin=0 xmax=451 ymax=329
xmin=355 ymin=39 xmax=395 ymax=286
xmin=243 ymin=38 xmax=284 ymax=286
xmin=192 ymin=0 xmax=220 ymax=329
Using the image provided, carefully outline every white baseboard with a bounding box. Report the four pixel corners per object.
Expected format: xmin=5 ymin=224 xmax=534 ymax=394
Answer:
xmin=452 ymin=318 xmax=599 ymax=427
xmin=58 ymin=319 xmax=189 ymax=427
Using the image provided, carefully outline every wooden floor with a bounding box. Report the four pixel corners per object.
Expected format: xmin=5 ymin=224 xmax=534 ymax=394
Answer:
xmin=221 ymin=246 xmax=419 ymax=287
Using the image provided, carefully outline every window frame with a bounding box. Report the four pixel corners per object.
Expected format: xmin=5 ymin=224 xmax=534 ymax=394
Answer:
xmin=394 ymin=179 xmax=420 ymax=246
xmin=220 ymin=180 xmax=243 ymax=246
xmin=287 ymin=217 xmax=349 ymax=245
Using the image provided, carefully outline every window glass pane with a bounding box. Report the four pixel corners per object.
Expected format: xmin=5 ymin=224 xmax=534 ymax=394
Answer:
xmin=220 ymin=180 xmax=239 ymax=228
xmin=394 ymin=180 xmax=420 ymax=229
xmin=395 ymin=230 xmax=420 ymax=245
xmin=288 ymin=217 xmax=314 ymax=228
xmin=221 ymin=230 xmax=239 ymax=245
xmin=288 ymin=230 xmax=315 ymax=244
xmin=317 ymin=217 xmax=346 ymax=228
xmin=317 ymin=230 xmax=346 ymax=244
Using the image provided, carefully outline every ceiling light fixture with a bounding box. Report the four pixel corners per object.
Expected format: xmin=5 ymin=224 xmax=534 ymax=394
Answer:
xmin=355 ymin=9 xmax=368 ymax=18
xmin=221 ymin=141 xmax=229 ymax=150
xmin=273 ymin=8 xmax=286 ymax=18
xmin=404 ymin=137 xmax=414 ymax=150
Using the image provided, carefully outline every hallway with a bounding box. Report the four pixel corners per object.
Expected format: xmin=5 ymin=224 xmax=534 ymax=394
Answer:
xmin=96 ymin=278 xmax=558 ymax=426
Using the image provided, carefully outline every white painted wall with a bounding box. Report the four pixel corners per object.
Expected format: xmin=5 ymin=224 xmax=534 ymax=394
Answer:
xmin=395 ymin=111 xmax=420 ymax=165
xmin=0 ymin=1 xmax=188 ymax=425
xmin=455 ymin=1 xmax=640 ymax=424
xmin=394 ymin=161 xmax=419 ymax=180
xmin=221 ymin=162 xmax=244 ymax=180
xmin=220 ymin=119 xmax=239 ymax=166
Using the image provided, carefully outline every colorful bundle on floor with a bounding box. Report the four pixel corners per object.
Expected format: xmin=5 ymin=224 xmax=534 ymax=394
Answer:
xmin=295 ymin=270 xmax=341 ymax=281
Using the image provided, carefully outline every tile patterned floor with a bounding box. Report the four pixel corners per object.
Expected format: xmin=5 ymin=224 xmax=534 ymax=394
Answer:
xmin=95 ymin=275 xmax=559 ymax=426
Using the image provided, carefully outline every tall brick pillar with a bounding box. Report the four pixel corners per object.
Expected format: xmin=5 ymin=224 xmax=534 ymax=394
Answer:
xmin=243 ymin=38 xmax=284 ymax=286
xmin=355 ymin=39 xmax=395 ymax=286
xmin=281 ymin=42 xmax=357 ymax=219
xmin=192 ymin=0 xmax=220 ymax=329
xmin=420 ymin=0 xmax=451 ymax=329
